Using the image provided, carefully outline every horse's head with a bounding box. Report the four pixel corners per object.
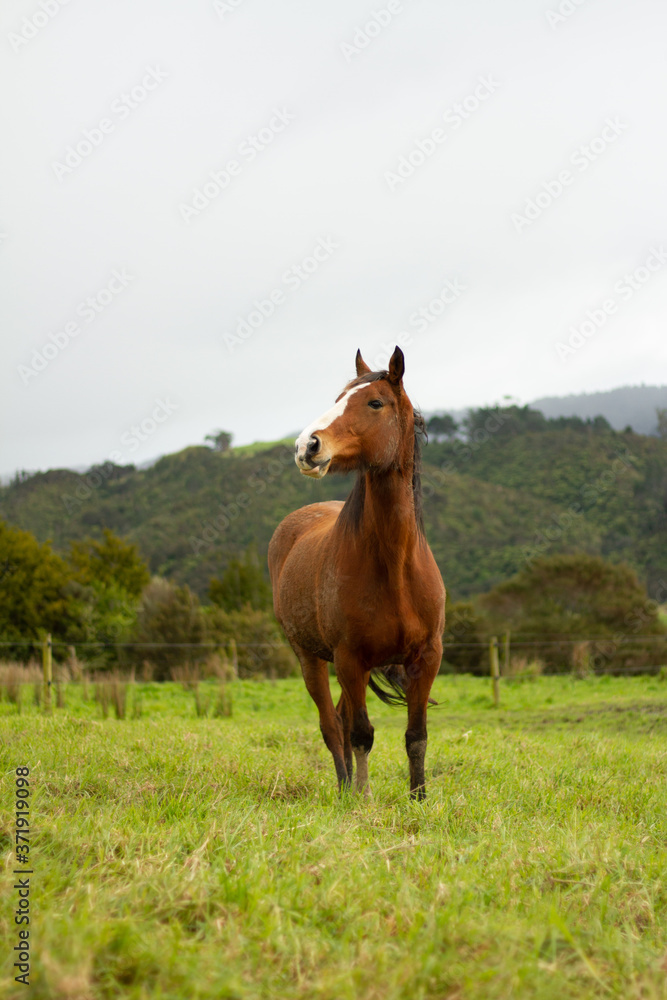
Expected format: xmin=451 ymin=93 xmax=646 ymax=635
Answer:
xmin=295 ymin=347 xmax=416 ymax=478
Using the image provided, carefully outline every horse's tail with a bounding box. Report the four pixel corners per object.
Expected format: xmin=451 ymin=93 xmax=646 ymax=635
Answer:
xmin=368 ymin=665 xmax=439 ymax=708
xmin=368 ymin=668 xmax=408 ymax=706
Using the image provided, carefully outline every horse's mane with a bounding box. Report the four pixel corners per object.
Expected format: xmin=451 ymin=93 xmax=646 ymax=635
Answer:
xmin=338 ymin=370 xmax=426 ymax=536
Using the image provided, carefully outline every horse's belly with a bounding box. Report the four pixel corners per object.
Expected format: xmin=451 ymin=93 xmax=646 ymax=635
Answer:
xmin=278 ymin=580 xmax=334 ymax=662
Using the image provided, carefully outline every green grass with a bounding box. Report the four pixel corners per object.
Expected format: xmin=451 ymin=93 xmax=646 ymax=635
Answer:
xmin=1 ymin=675 xmax=667 ymax=999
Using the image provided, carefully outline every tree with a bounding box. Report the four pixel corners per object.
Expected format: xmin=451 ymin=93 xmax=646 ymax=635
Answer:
xmin=68 ymin=529 xmax=150 ymax=598
xmin=209 ymin=545 xmax=272 ymax=612
xmin=463 ymin=405 xmax=548 ymax=439
xmin=426 ymin=414 xmax=459 ymax=440
xmin=656 ymin=407 xmax=667 ymax=440
xmin=131 ymin=577 xmax=205 ymax=680
xmin=0 ymin=520 xmax=87 ymax=655
xmin=205 ymin=430 xmax=233 ymax=453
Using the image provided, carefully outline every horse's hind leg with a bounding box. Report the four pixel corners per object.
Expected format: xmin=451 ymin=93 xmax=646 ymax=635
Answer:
xmin=404 ymin=645 xmax=442 ymax=800
xmin=335 ymin=651 xmax=374 ymax=797
xmin=295 ymin=647 xmax=349 ymax=790
xmin=335 ymin=692 xmax=354 ymax=781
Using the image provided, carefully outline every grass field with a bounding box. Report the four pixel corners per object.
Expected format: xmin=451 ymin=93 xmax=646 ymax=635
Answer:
xmin=1 ymin=674 xmax=667 ymax=999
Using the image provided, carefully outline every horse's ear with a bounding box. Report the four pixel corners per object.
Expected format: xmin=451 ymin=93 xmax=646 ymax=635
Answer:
xmin=355 ymin=349 xmax=371 ymax=376
xmin=387 ymin=346 xmax=405 ymax=385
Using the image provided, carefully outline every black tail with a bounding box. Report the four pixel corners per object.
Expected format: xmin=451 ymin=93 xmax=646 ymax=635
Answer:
xmin=368 ymin=664 xmax=438 ymax=708
xmin=368 ymin=668 xmax=408 ymax=706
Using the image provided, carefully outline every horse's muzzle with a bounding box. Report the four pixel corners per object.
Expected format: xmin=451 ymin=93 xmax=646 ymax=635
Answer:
xmin=295 ymin=434 xmax=332 ymax=477
xmin=295 ymin=454 xmax=331 ymax=478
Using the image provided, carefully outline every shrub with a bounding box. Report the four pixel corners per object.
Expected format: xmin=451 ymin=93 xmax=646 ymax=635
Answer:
xmin=442 ymin=601 xmax=487 ymax=674
xmin=110 ymin=673 xmax=127 ymax=719
xmin=503 ymin=655 xmax=544 ymax=682
xmin=572 ymin=640 xmax=593 ymax=678
xmin=131 ymin=578 xmax=206 ymax=681
xmin=208 ymin=545 xmax=273 ymax=612
xmin=480 ymin=554 xmax=666 ymax=673
xmin=0 ymin=663 xmax=23 ymax=706
xmin=205 ymin=605 xmax=299 ymax=678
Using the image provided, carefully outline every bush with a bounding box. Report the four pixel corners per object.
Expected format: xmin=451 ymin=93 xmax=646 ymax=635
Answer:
xmin=480 ymin=554 xmax=666 ymax=673
xmin=131 ymin=578 xmax=206 ymax=681
xmin=503 ymin=655 xmax=544 ymax=682
xmin=205 ymin=605 xmax=299 ymax=678
xmin=442 ymin=601 xmax=487 ymax=673
xmin=208 ymin=545 xmax=273 ymax=612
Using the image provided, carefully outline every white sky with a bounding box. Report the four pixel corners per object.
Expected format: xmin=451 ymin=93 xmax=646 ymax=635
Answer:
xmin=2 ymin=0 xmax=667 ymax=474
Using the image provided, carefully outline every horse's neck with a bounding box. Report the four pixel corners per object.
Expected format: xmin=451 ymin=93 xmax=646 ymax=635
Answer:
xmin=342 ymin=465 xmax=420 ymax=569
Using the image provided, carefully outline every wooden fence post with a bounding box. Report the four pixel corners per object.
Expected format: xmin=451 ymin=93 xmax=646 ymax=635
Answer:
xmin=503 ymin=630 xmax=510 ymax=677
xmin=489 ymin=635 xmax=500 ymax=708
xmin=42 ymin=633 xmax=53 ymax=713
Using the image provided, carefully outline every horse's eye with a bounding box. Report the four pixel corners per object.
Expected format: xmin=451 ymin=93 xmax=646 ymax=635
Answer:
xmin=368 ymin=399 xmax=383 ymax=410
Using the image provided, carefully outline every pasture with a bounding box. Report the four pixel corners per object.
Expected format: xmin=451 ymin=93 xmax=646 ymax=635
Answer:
xmin=1 ymin=674 xmax=667 ymax=999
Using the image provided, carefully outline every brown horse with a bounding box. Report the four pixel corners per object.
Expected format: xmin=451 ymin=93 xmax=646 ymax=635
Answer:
xmin=268 ymin=347 xmax=445 ymax=799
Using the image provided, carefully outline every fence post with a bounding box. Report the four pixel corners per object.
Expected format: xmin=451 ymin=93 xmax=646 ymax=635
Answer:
xmin=229 ymin=637 xmax=238 ymax=679
xmin=489 ymin=635 xmax=500 ymax=708
xmin=503 ymin=630 xmax=510 ymax=677
xmin=42 ymin=633 xmax=53 ymax=713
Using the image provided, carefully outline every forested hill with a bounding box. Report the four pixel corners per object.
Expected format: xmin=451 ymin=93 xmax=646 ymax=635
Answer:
xmin=2 ymin=406 xmax=666 ymax=602
xmin=529 ymin=384 xmax=667 ymax=435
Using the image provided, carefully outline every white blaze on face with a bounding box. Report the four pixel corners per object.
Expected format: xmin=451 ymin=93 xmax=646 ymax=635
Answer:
xmin=295 ymin=383 xmax=368 ymax=458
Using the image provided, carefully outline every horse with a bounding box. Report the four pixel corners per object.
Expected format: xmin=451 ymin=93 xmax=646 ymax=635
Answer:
xmin=268 ymin=347 xmax=446 ymax=799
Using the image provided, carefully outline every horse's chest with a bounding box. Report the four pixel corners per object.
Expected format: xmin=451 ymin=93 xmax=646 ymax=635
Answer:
xmin=326 ymin=566 xmax=427 ymax=655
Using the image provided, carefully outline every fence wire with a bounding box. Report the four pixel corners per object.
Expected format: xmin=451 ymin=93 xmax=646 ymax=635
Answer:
xmin=1 ymin=636 xmax=666 ymax=649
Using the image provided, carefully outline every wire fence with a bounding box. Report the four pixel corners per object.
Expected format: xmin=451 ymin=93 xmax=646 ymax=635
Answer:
xmin=1 ymin=636 xmax=666 ymax=649
xmin=1 ymin=632 xmax=666 ymax=719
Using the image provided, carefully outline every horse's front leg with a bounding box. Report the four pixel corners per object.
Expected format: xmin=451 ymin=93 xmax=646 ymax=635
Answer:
xmin=404 ymin=642 xmax=442 ymax=800
xmin=295 ymin=647 xmax=350 ymax=790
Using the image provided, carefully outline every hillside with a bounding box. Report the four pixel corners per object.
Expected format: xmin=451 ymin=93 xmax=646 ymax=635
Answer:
xmin=529 ymin=384 xmax=667 ymax=435
xmin=2 ymin=408 xmax=666 ymax=602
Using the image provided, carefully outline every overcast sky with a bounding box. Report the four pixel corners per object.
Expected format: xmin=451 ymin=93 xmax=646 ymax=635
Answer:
xmin=2 ymin=0 xmax=666 ymax=475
